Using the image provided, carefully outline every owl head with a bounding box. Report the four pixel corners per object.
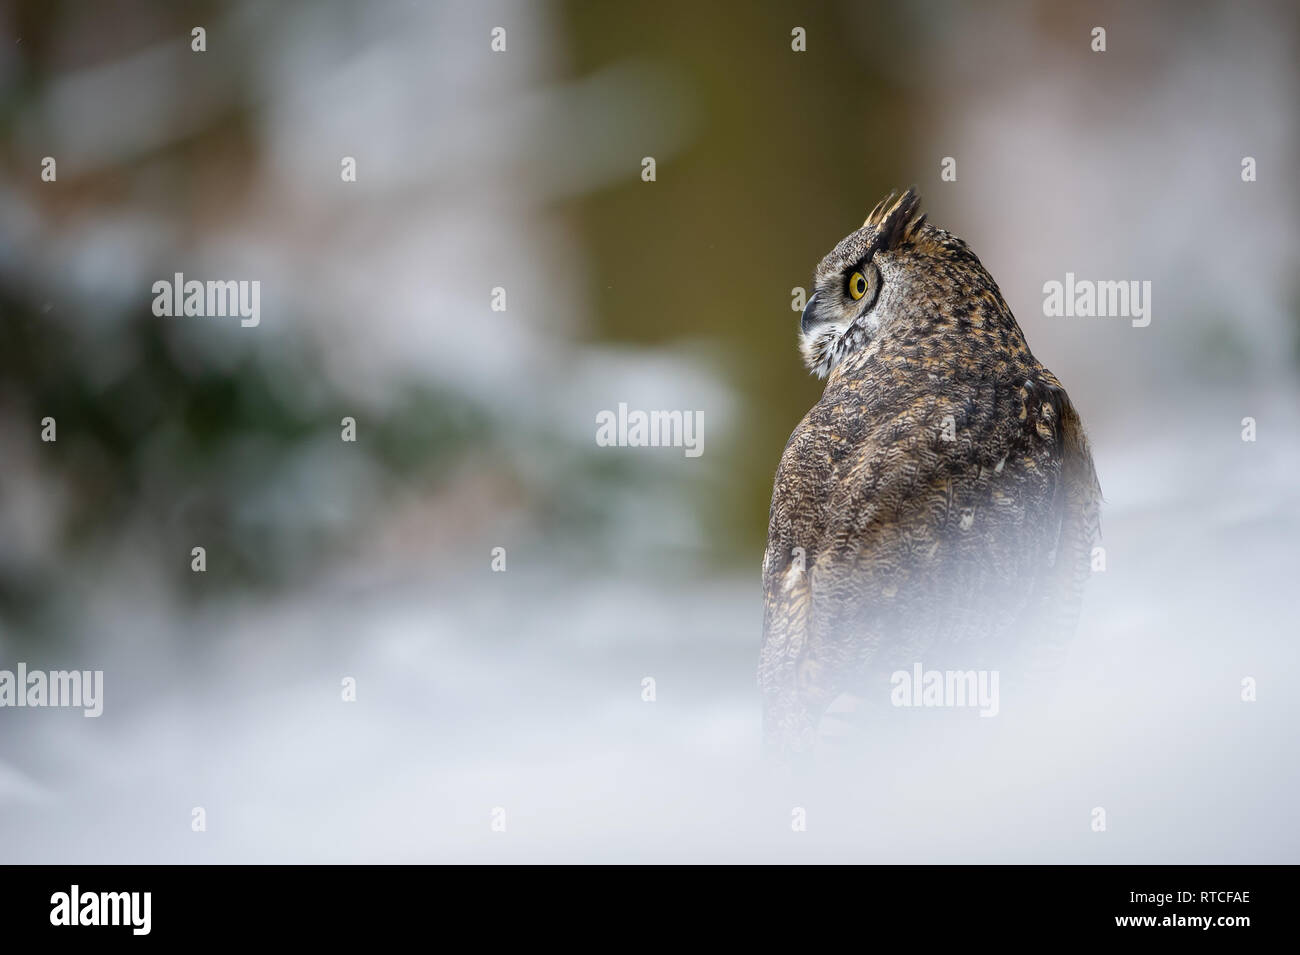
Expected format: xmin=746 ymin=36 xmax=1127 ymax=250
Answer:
xmin=798 ymin=188 xmax=985 ymax=377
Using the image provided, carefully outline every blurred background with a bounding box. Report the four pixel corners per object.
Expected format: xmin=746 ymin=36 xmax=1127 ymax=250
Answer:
xmin=0 ymin=0 xmax=1297 ymax=862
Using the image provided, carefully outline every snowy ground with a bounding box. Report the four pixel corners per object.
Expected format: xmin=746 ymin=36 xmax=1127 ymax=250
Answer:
xmin=2 ymin=387 xmax=1296 ymax=864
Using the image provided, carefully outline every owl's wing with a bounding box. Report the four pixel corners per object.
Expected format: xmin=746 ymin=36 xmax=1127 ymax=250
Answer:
xmin=1018 ymin=378 xmax=1102 ymax=675
xmin=759 ymin=419 xmax=830 ymax=753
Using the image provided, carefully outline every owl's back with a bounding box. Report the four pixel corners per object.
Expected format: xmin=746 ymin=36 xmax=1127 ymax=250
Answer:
xmin=760 ymin=226 xmax=1100 ymax=754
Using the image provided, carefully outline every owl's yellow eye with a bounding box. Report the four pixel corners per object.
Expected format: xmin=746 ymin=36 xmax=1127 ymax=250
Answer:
xmin=848 ymin=271 xmax=868 ymax=300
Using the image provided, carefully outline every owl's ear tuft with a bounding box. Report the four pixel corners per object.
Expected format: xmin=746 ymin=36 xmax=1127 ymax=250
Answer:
xmin=865 ymin=187 xmax=925 ymax=249
xmin=862 ymin=191 xmax=898 ymax=228
xmin=901 ymin=208 xmax=927 ymax=244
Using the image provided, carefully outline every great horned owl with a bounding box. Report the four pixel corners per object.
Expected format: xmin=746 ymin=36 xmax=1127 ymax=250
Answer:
xmin=760 ymin=189 xmax=1100 ymax=756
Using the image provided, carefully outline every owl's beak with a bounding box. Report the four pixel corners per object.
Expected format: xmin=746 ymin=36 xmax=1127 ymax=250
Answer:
xmin=800 ymin=292 xmax=821 ymax=334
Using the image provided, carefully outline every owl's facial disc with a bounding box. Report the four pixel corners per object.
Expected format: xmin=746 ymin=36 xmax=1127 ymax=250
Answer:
xmin=798 ymin=261 xmax=881 ymax=377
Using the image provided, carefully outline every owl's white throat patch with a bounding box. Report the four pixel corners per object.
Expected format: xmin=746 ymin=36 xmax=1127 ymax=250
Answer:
xmin=801 ymin=319 xmax=870 ymax=379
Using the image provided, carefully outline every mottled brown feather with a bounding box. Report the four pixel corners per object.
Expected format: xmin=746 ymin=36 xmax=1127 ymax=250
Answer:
xmin=761 ymin=190 xmax=1100 ymax=755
